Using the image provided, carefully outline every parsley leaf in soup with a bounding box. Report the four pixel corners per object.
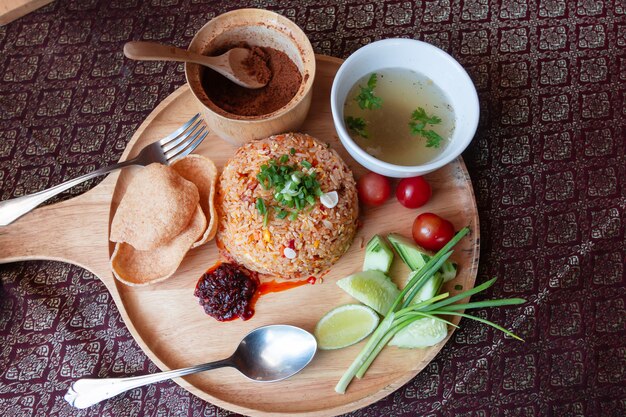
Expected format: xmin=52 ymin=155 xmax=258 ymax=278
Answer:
xmin=408 ymin=107 xmax=444 ymax=148
xmin=355 ymin=73 xmax=383 ymax=110
xmin=345 ymin=116 xmax=368 ymax=138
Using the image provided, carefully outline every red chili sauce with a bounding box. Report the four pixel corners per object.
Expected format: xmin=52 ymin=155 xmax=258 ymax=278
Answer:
xmin=258 ymin=276 xmax=316 ymax=294
xmin=194 ymin=262 xmax=259 ymax=321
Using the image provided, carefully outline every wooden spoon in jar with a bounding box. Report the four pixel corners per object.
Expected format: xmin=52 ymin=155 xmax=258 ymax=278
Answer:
xmin=123 ymin=41 xmax=269 ymax=89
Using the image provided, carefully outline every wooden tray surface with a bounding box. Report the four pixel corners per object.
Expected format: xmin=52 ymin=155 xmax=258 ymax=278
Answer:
xmin=0 ymin=0 xmax=53 ymax=26
xmin=0 ymin=55 xmax=479 ymax=416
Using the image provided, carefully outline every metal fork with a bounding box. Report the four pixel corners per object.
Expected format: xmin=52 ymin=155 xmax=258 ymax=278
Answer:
xmin=0 ymin=113 xmax=208 ymax=226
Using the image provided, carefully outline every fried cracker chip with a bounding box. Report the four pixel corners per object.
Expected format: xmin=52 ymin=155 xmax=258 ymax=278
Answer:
xmin=172 ymin=154 xmax=218 ymax=247
xmin=110 ymin=163 xmax=200 ymax=250
xmin=111 ymin=206 xmax=207 ymax=286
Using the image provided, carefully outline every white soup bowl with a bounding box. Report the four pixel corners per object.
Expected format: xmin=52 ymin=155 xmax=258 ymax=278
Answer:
xmin=330 ymin=38 xmax=479 ymax=178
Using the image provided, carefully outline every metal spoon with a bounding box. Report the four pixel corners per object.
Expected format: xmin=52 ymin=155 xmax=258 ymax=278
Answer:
xmin=64 ymin=324 xmax=317 ymax=409
xmin=123 ymin=41 xmax=268 ymax=89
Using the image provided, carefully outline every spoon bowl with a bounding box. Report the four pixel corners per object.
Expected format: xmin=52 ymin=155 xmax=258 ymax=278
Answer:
xmin=232 ymin=324 xmax=318 ymax=382
xmin=65 ymin=324 xmax=317 ymax=409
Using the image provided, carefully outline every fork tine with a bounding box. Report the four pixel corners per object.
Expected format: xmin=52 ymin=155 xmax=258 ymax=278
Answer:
xmin=164 ymin=125 xmax=206 ymax=160
xmin=161 ymin=120 xmax=203 ymax=153
xmin=158 ymin=113 xmax=200 ymax=146
xmin=167 ymin=130 xmax=209 ymax=164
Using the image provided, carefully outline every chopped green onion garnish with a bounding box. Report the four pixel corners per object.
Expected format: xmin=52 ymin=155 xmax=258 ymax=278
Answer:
xmin=254 ymin=154 xmax=323 ymax=222
xmin=256 ymin=198 xmax=266 ymax=215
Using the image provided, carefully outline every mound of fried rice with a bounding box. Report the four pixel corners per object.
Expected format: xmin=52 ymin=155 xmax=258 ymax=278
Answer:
xmin=217 ymin=133 xmax=358 ymax=279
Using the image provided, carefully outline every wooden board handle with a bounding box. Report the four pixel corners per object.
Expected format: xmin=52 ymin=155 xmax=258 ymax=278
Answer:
xmin=0 ymin=175 xmax=115 ymax=283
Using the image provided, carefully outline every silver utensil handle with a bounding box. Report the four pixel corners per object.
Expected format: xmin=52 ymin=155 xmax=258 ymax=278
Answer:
xmin=0 ymin=159 xmax=136 ymax=226
xmin=65 ymin=359 xmax=232 ymax=409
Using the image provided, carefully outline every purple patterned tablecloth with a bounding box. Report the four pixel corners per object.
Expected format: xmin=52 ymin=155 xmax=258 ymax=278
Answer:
xmin=1 ymin=1 xmax=625 ymax=416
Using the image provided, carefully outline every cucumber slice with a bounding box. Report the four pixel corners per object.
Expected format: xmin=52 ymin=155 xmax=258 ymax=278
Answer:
xmin=387 ymin=233 xmax=429 ymax=270
xmin=439 ymin=260 xmax=458 ymax=282
xmin=389 ymin=317 xmax=448 ymax=348
xmin=363 ymin=235 xmax=394 ymax=274
xmin=336 ymin=270 xmax=400 ymax=315
xmin=407 ymin=271 xmax=444 ymax=305
xmin=387 ymin=233 xmax=458 ymax=282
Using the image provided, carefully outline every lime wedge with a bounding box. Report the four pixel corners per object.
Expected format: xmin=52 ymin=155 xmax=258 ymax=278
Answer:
xmin=315 ymin=304 xmax=380 ymax=350
xmin=389 ymin=317 xmax=448 ymax=348
xmin=336 ymin=270 xmax=400 ymax=315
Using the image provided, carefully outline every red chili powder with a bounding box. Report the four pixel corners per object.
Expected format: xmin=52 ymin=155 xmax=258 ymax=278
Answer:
xmin=243 ymin=47 xmax=272 ymax=86
xmin=201 ymin=46 xmax=302 ymax=117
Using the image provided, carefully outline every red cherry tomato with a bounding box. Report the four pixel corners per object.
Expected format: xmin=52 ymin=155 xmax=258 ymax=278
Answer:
xmin=396 ymin=176 xmax=432 ymax=208
xmin=357 ymin=172 xmax=391 ymax=206
xmin=412 ymin=213 xmax=455 ymax=251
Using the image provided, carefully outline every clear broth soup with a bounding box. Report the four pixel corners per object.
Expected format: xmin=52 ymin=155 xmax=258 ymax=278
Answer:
xmin=343 ymin=68 xmax=455 ymax=166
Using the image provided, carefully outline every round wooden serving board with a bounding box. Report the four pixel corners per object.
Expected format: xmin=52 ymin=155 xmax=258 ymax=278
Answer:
xmin=0 ymin=55 xmax=479 ymax=416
